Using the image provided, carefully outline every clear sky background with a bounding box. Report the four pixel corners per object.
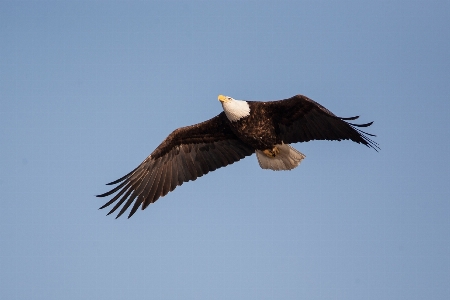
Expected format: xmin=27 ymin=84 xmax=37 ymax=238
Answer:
xmin=1 ymin=1 xmax=449 ymax=299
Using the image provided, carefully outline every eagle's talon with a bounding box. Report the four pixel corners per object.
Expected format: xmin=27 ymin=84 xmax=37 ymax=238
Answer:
xmin=263 ymin=146 xmax=279 ymax=158
xmin=272 ymin=146 xmax=280 ymax=156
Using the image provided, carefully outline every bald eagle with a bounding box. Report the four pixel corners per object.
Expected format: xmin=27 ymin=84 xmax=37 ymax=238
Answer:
xmin=98 ymin=95 xmax=378 ymax=218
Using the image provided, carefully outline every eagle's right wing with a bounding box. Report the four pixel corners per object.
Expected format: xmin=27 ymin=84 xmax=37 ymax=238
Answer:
xmin=97 ymin=112 xmax=254 ymax=218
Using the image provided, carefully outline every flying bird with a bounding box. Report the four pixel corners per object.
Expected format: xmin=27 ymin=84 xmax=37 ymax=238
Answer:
xmin=98 ymin=94 xmax=378 ymax=218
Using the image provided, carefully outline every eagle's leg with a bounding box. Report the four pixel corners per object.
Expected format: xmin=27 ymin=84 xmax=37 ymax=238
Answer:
xmin=262 ymin=146 xmax=280 ymax=158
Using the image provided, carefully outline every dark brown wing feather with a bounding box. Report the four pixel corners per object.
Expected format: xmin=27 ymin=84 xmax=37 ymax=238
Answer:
xmin=265 ymin=95 xmax=379 ymax=150
xmin=97 ymin=112 xmax=254 ymax=218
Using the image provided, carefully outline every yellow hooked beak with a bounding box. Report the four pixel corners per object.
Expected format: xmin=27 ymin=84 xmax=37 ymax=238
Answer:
xmin=218 ymin=95 xmax=229 ymax=103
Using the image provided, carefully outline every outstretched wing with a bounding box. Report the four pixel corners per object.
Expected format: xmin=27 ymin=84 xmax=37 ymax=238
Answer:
xmin=97 ymin=112 xmax=254 ymax=218
xmin=265 ymin=95 xmax=379 ymax=150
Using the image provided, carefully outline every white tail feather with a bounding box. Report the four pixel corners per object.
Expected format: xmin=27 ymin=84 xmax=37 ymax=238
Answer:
xmin=256 ymin=144 xmax=306 ymax=171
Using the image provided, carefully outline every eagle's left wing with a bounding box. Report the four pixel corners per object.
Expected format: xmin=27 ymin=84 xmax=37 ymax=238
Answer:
xmin=265 ymin=95 xmax=379 ymax=150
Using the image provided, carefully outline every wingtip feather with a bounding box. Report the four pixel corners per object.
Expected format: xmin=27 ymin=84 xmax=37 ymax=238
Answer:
xmin=350 ymin=121 xmax=374 ymax=128
xmin=340 ymin=115 xmax=360 ymax=121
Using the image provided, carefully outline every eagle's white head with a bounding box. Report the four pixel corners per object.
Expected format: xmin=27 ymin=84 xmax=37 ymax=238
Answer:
xmin=218 ymin=95 xmax=250 ymax=122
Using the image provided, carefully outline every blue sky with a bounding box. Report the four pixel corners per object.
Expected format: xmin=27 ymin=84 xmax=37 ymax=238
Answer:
xmin=1 ymin=1 xmax=449 ymax=299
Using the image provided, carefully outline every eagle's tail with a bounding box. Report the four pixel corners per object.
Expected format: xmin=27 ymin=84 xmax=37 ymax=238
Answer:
xmin=256 ymin=144 xmax=305 ymax=171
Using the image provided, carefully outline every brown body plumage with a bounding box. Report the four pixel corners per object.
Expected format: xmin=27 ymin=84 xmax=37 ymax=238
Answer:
xmin=97 ymin=95 xmax=378 ymax=218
